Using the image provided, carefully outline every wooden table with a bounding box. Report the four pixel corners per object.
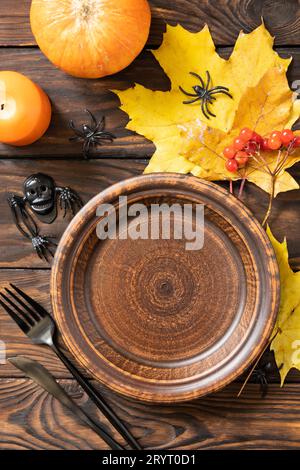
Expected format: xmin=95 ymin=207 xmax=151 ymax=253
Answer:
xmin=1 ymin=0 xmax=300 ymax=450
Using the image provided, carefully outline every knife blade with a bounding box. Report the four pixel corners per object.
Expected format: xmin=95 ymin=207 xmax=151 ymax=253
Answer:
xmin=9 ymin=356 xmax=124 ymax=450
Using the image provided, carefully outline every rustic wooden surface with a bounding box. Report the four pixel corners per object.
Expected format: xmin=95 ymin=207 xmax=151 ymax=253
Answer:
xmin=0 ymin=0 xmax=300 ymax=450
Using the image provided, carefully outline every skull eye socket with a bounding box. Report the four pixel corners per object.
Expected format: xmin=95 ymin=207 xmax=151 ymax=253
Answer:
xmin=41 ymin=185 xmax=47 ymax=192
xmin=30 ymin=189 xmax=36 ymax=195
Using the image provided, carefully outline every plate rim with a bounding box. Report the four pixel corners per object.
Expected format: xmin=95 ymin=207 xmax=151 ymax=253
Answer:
xmin=51 ymin=173 xmax=280 ymax=403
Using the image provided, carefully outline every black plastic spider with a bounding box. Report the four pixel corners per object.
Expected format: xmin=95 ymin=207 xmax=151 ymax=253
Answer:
xmin=252 ymin=361 xmax=273 ymax=398
xmin=69 ymin=109 xmax=116 ymax=159
xmin=252 ymin=367 xmax=269 ymax=398
xmin=179 ymin=70 xmax=233 ymax=119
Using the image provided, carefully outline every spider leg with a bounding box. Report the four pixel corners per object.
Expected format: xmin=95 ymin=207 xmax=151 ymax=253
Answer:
xmin=179 ymin=86 xmax=198 ymax=97
xmin=94 ymin=116 xmax=105 ymax=132
xmin=70 ymin=129 xmax=86 ymax=139
xmin=69 ymin=135 xmax=83 ymax=142
xmin=95 ymin=133 xmax=116 ymax=142
xmin=201 ymin=100 xmax=211 ymax=120
xmin=189 ymin=72 xmax=205 ymax=89
xmin=95 ymin=131 xmax=116 ymax=138
xmin=83 ymin=139 xmax=91 ymax=159
xmin=90 ymin=139 xmax=97 ymax=149
xmin=207 ymin=95 xmax=216 ymax=103
xmin=209 ymin=89 xmax=233 ymax=99
xmin=209 ymin=85 xmax=230 ymax=92
xmin=69 ymin=121 xmax=86 ymax=138
xmin=260 ymin=377 xmax=268 ymax=398
xmin=205 ymin=70 xmax=211 ymax=91
xmin=85 ymin=109 xmax=98 ymax=129
xmin=183 ymin=96 xmax=202 ymax=105
xmin=204 ymin=98 xmax=216 ymax=118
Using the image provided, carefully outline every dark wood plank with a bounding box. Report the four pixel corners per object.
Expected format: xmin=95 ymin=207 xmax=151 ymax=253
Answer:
xmin=0 ymin=159 xmax=299 ymax=268
xmin=0 ymin=48 xmax=161 ymax=158
xmin=0 ymin=47 xmax=299 ymax=158
xmin=1 ymin=0 xmax=300 ymax=47
xmin=1 ymin=379 xmax=300 ymax=449
xmin=0 ymin=159 xmax=145 ymax=268
xmin=0 ymin=50 xmax=153 ymax=158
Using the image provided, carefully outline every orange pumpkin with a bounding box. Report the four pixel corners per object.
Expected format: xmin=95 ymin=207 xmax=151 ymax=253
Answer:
xmin=30 ymin=0 xmax=151 ymax=79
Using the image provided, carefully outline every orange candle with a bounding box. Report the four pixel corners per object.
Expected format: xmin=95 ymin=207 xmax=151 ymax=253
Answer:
xmin=0 ymin=71 xmax=51 ymax=146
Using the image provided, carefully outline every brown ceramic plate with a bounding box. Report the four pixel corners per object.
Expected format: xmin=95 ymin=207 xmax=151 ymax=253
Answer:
xmin=51 ymin=174 xmax=280 ymax=403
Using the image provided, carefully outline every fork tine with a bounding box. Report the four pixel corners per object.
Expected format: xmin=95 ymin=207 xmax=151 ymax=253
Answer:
xmin=0 ymin=298 xmax=30 ymax=334
xmin=10 ymin=284 xmax=47 ymax=318
xmin=5 ymin=287 xmax=41 ymax=322
xmin=0 ymin=292 xmax=35 ymax=326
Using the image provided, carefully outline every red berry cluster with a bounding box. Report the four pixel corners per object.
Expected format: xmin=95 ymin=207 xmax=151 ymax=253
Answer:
xmin=223 ymin=128 xmax=300 ymax=173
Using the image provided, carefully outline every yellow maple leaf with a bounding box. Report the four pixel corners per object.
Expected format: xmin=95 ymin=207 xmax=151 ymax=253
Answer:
xmin=267 ymin=228 xmax=300 ymax=384
xmin=181 ymin=66 xmax=300 ymax=196
xmin=114 ymin=23 xmax=297 ymax=193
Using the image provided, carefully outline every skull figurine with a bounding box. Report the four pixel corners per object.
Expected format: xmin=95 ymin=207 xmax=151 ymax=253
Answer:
xmin=8 ymin=172 xmax=83 ymax=261
xmin=23 ymin=173 xmax=56 ymax=222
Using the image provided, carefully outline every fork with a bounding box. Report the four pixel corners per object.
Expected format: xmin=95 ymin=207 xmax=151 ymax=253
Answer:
xmin=0 ymin=283 xmax=142 ymax=450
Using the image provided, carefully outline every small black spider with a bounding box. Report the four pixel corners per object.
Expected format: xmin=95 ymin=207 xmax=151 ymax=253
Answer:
xmin=252 ymin=361 xmax=273 ymax=398
xmin=179 ymin=70 xmax=233 ymax=120
xmin=69 ymin=109 xmax=116 ymax=159
xmin=252 ymin=368 xmax=269 ymax=398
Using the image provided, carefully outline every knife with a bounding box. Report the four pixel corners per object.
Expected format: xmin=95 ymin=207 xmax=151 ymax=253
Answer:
xmin=9 ymin=356 xmax=124 ymax=450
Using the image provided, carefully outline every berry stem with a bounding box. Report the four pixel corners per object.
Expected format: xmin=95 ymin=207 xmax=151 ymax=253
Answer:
xmin=238 ymin=177 xmax=246 ymax=198
xmin=229 ymin=179 xmax=233 ymax=194
xmin=262 ymin=175 xmax=276 ymax=227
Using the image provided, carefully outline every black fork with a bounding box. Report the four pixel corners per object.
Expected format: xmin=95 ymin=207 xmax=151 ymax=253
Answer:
xmin=0 ymin=283 xmax=142 ymax=450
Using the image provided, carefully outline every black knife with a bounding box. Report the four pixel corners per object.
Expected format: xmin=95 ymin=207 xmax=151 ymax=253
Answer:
xmin=9 ymin=356 xmax=124 ymax=450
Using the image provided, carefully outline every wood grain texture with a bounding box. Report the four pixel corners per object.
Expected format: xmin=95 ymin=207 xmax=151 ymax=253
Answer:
xmin=1 ymin=0 xmax=300 ymax=47
xmin=0 ymin=159 xmax=145 ymax=268
xmin=0 ymin=0 xmax=300 ymax=450
xmin=0 ymin=159 xmax=299 ymax=269
xmin=0 ymin=46 xmax=299 ymax=158
xmin=1 ymin=379 xmax=300 ymax=449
